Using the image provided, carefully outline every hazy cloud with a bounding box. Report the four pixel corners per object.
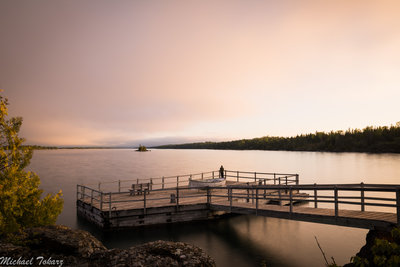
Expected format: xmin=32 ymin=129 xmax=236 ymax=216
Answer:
xmin=1 ymin=0 xmax=400 ymax=145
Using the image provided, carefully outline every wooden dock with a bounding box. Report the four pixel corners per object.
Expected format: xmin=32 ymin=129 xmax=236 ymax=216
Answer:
xmin=76 ymin=170 xmax=400 ymax=230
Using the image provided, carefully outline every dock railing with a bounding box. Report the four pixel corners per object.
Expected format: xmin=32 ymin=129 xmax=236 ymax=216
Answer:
xmin=211 ymin=183 xmax=400 ymax=224
xmin=77 ymin=180 xmax=400 ymax=226
xmin=80 ymin=170 xmax=299 ymax=193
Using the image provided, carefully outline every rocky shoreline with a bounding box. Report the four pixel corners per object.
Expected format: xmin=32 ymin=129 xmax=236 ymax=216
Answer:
xmin=0 ymin=225 xmax=216 ymax=267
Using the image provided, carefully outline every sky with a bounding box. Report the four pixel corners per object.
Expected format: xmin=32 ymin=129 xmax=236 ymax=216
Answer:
xmin=1 ymin=0 xmax=400 ymax=146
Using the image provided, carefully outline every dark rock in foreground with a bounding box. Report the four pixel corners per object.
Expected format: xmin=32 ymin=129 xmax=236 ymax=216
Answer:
xmin=0 ymin=225 xmax=216 ymax=267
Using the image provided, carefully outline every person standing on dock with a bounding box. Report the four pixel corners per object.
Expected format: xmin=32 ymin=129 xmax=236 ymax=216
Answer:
xmin=219 ymin=165 xmax=225 ymax=178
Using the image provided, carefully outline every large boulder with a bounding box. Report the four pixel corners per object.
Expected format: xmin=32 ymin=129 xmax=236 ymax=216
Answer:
xmin=90 ymin=240 xmax=216 ymax=267
xmin=0 ymin=225 xmax=216 ymax=267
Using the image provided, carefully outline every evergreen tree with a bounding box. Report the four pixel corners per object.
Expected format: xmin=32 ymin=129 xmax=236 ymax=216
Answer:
xmin=0 ymin=93 xmax=63 ymax=235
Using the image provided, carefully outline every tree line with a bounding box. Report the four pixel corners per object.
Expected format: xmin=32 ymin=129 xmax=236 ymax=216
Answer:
xmin=156 ymin=125 xmax=400 ymax=153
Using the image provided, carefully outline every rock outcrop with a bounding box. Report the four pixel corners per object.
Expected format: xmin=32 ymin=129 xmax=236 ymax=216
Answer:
xmin=343 ymin=227 xmax=394 ymax=267
xmin=0 ymin=225 xmax=216 ymax=267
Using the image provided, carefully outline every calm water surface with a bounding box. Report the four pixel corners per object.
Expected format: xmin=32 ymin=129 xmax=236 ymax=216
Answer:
xmin=29 ymin=149 xmax=400 ymax=267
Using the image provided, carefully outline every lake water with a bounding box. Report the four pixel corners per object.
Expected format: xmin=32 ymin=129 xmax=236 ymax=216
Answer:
xmin=28 ymin=149 xmax=400 ymax=267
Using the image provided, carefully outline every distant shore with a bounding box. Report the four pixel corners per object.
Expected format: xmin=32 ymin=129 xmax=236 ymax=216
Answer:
xmin=23 ymin=146 xmax=133 ymax=150
xmin=24 ymin=125 xmax=400 ymax=153
xmin=156 ymin=125 xmax=400 ymax=154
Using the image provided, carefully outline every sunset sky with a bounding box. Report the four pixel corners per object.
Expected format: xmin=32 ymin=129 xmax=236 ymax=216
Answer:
xmin=1 ymin=0 xmax=399 ymax=146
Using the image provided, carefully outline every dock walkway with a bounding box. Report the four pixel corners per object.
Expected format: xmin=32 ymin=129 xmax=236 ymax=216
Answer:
xmin=76 ymin=170 xmax=400 ymax=230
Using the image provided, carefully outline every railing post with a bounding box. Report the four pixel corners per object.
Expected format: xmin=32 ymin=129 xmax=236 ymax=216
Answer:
xmin=100 ymin=192 xmax=103 ymax=210
xmin=224 ymin=170 xmax=226 ymax=179
xmin=296 ymin=174 xmax=299 ymax=185
xmin=212 ymin=171 xmax=214 ymax=179
xmin=202 ymin=173 xmax=204 ymax=180
xmin=118 ymin=180 xmax=121 ymax=193
xmin=109 ymin=192 xmax=112 ymax=218
xmin=150 ymin=178 xmax=153 ymax=190
xmin=278 ymin=189 xmax=282 ymax=206
xmin=252 ymin=187 xmax=255 ymax=204
xmin=279 ymin=177 xmax=281 ymax=185
xmin=289 ymin=187 xmax=293 ymax=214
xmin=229 ymin=188 xmax=232 ymax=212
xmin=314 ymin=183 xmax=318 ymax=208
xmin=98 ymin=182 xmax=101 ymax=191
xmin=361 ymin=182 xmax=365 ymax=212
xmin=396 ymin=189 xmax=400 ymax=226
xmin=81 ymin=186 xmax=85 ymax=201
xmin=256 ymin=187 xmax=259 ymax=216
xmin=91 ymin=190 xmax=94 ymax=206
xmin=144 ymin=189 xmax=147 ymax=215
xmin=254 ymin=172 xmax=257 ymax=183
xmin=162 ymin=176 xmax=165 ymax=190
xmin=246 ymin=183 xmax=250 ymax=203
xmin=237 ymin=171 xmax=239 ymax=182
xmin=334 ymin=186 xmax=338 ymax=218
xmin=176 ymin=187 xmax=179 ymax=209
xmin=263 ymin=179 xmax=266 ymax=198
xmin=274 ymin=173 xmax=276 ymax=185
xmin=76 ymin=185 xmax=79 ymax=200
xmin=176 ymin=176 xmax=179 ymax=188
xmin=207 ymin=187 xmax=211 ymax=204
xmin=285 ymin=176 xmax=288 ymax=185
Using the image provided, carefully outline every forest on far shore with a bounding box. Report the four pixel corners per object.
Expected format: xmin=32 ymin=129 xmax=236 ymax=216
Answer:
xmin=156 ymin=125 xmax=400 ymax=153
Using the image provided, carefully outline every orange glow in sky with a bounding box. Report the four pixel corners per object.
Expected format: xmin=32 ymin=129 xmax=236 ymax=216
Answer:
xmin=1 ymin=0 xmax=400 ymax=146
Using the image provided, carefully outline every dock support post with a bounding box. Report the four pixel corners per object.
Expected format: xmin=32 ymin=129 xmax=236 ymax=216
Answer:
xmin=109 ymin=193 xmax=112 ymax=218
xmin=256 ymin=187 xmax=259 ymax=216
xmin=361 ymin=182 xmax=365 ymax=212
xmin=396 ymin=189 xmax=400 ymax=226
xmin=144 ymin=190 xmax=147 ymax=215
xmin=314 ymin=183 xmax=318 ymax=208
xmin=76 ymin=185 xmax=79 ymax=201
xmin=229 ymin=188 xmax=232 ymax=212
xmin=334 ymin=186 xmax=338 ymax=218
xmin=100 ymin=192 xmax=103 ymax=210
